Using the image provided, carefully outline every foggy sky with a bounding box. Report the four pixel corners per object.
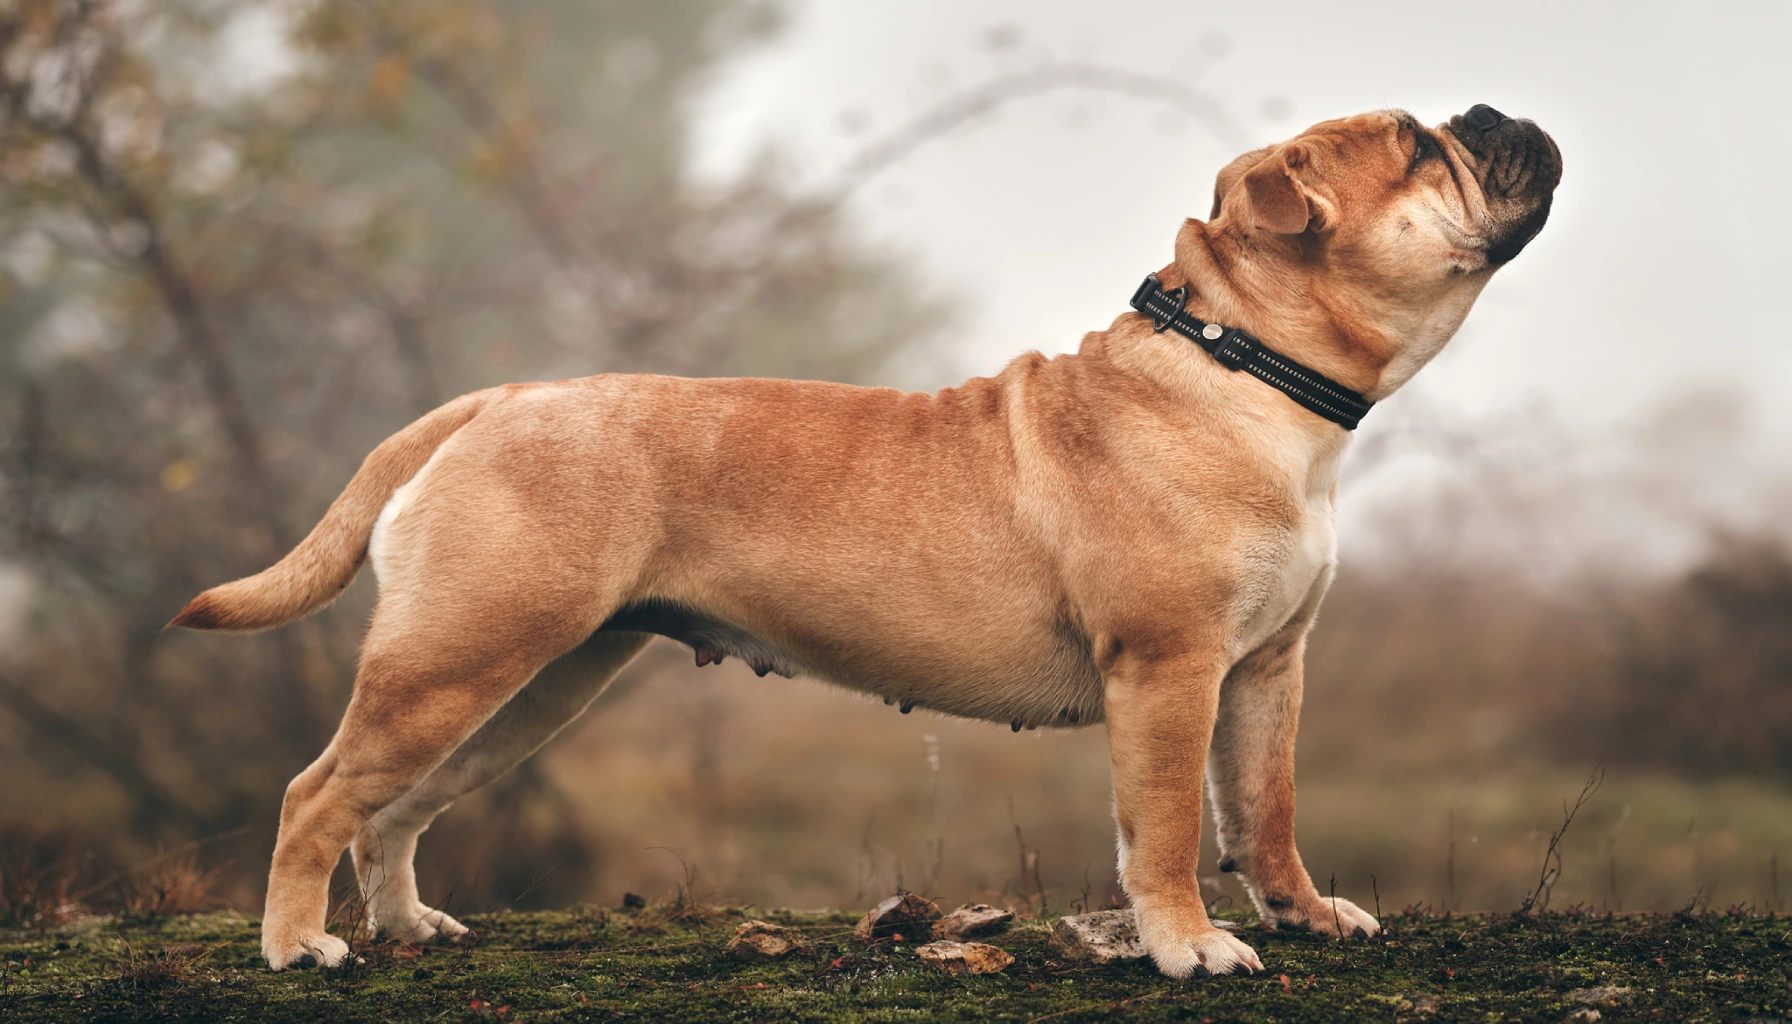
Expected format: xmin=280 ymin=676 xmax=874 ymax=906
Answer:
xmin=693 ymin=0 xmax=1791 ymax=515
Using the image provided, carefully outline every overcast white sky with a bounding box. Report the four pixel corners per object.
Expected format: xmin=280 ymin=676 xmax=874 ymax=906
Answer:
xmin=686 ymin=0 xmax=1790 ymax=561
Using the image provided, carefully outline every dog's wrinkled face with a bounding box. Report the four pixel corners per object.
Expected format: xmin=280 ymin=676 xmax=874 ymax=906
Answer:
xmin=1214 ymin=105 xmax=1561 ymax=277
xmin=1208 ymin=106 xmax=1562 ymax=390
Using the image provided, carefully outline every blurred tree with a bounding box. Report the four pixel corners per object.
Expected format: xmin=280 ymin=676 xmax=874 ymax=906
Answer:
xmin=1595 ymin=539 xmax=1792 ymax=778
xmin=0 ymin=0 xmax=944 ymax=908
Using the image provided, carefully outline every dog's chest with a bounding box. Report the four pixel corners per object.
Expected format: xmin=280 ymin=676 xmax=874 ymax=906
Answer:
xmin=1230 ymin=489 xmax=1338 ymax=656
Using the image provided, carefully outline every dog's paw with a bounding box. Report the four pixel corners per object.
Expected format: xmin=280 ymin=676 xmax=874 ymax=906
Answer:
xmin=263 ymin=930 xmax=351 ymax=971
xmin=1148 ymin=926 xmax=1263 ymax=978
xmin=1133 ymin=899 xmax=1263 ymax=978
xmin=1262 ymin=895 xmax=1380 ymax=938
xmin=369 ymin=901 xmax=471 ymax=944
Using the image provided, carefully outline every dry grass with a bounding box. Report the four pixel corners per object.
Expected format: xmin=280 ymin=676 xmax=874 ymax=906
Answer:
xmin=121 ymin=849 xmax=225 ymax=922
xmin=109 ymin=941 xmax=227 ymax=992
xmin=0 ymin=828 xmax=101 ymax=931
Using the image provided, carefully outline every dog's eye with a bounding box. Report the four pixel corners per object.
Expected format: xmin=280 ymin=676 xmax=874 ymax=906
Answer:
xmin=1409 ymin=132 xmax=1440 ymax=172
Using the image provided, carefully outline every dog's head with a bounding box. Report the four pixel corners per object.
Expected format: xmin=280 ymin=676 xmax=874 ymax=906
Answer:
xmin=1204 ymin=106 xmax=1562 ymax=393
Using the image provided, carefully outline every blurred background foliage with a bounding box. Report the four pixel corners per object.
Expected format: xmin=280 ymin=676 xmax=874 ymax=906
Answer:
xmin=0 ymin=0 xmax=1787 ymax=926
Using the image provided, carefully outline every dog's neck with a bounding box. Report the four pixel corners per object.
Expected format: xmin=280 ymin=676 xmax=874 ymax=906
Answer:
xmin=1084 ymin=219 xmax=1377 ymax=483
xmin=1164 ymin=218 xmax=1487 ymax=402
xmin=1162 ymin=219 xmax=1392 ymax=396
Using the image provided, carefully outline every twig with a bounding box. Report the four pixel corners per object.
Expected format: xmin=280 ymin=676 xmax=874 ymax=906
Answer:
xmin=1517 ymin=763 xmax=1605 ymax=917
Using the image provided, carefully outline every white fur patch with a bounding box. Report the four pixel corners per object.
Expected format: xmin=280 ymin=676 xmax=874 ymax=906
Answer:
xmin=368 ymin=447 xmax=450 ymax=588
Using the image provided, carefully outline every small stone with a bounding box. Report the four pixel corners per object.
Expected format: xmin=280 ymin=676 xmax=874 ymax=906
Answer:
xmin=932 ymin=904 xmax=1015 ymax=940
xmin=853 ymin=892 xmax=942 ymax=940
xmin=915 ymin=940 xmax=1014 ymax=975
xmin=1400 ymin=991 xmax=1441 ymax=1016
xmin=1564 ymin=987 xmax=1632 ymax=1007
xmin=1049 ymin=909 xmax=1147 ymax=964
xmin=724 ymin=920 xmax=805 ymax=960
xmin=1566 ymin=1010 xmax=1601 ymax=1023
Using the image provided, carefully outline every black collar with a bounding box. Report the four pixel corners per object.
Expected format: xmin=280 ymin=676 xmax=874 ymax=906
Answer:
xmin=1129 ymin=275 xmax=1373 ymax=430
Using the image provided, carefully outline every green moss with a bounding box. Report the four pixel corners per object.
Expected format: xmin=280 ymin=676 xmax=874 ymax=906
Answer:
xmin=1 ymin=907 xmax=1787 ymax=1022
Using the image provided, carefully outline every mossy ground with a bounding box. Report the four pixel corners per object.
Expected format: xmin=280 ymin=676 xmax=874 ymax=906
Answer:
xmin=2 ymin=905 xmax=1788 ymax=1022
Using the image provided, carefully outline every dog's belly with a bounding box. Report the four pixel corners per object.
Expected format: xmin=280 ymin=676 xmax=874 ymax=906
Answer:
xmin=597 ymin=596 xmax=1106 ymax=729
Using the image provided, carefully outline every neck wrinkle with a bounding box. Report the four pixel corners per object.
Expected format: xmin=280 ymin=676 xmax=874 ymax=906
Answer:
xmin=1168 ymin=219 xmax=1389 ymax=398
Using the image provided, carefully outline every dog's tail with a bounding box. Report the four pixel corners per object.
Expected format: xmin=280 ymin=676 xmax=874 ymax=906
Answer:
xmin=168 ymin=389 xmax=494 ymax=634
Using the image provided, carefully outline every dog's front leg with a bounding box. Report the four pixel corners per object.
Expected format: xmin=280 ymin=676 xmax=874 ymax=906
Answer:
xmin=1206 ymin=626 xmax=1379 ymax=938
xmin=1104 ymin=644 xmax=1263 ymax=978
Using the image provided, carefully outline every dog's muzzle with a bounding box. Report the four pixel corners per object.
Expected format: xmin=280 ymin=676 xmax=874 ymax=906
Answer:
xmin=1448 ymin=104 xmax=1563 ymax=264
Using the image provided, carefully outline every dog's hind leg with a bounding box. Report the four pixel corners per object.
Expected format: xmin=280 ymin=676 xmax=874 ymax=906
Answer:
xmin=349 ymin=631 xmax=650 ymax=943
xmin=259 ymin=592 xmax=610 ymax=971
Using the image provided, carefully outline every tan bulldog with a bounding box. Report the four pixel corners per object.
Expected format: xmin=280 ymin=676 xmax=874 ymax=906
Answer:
xmin=173 ymin=104 xmax=1561 ymax=978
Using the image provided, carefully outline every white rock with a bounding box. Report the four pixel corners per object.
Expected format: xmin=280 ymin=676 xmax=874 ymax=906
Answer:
xmin=1049 ymin=909 xmax=1147 ymax=963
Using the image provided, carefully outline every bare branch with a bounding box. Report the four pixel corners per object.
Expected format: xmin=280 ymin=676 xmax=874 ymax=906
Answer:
xmin=825 ymin=61 xmax=1255 ymax=206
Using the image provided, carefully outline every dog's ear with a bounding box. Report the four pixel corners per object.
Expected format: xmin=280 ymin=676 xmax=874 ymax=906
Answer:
xmin=1240 ymin=144 xmax=1313 ymax=235
xmin=1210 ymin=145 xmax=1275 ymax=219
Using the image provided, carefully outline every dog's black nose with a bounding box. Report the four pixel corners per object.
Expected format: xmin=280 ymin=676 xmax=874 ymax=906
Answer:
xmin=1462 ymin=104 xmax=1506 ymax=131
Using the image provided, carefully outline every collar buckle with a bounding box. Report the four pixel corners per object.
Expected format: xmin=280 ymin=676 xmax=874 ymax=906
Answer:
xmin=1150 ymin=285 xmax=1187 ymax=332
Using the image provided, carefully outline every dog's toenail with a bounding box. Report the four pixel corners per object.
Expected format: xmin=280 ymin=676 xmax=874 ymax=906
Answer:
xmin=293 ymin=954 xmax=317 ymax=969
xmin=1011 ymin=718 xmax=1023 ymax=732
xmin=900 ymin=700 xmax=914 ymax=713
xmin=1197 ymin=951 xmax=1208 ymax=965
xmin=1190 ymin=962 xmax=1210 ymax=978
xmin=1354 ymin=926 xmax=1368 ymax=938
xmin=1218 ymin=857 xmax=1236 ymax=873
